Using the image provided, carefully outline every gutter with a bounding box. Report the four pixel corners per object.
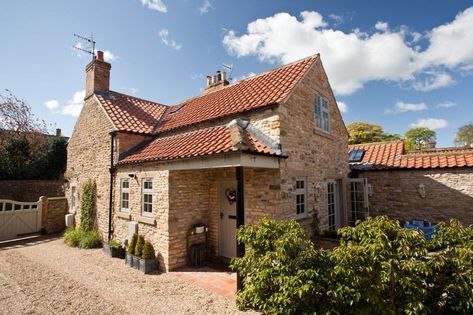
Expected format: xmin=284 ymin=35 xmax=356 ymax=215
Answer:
xmin=108 ymin=131 xmax=117 ymax=241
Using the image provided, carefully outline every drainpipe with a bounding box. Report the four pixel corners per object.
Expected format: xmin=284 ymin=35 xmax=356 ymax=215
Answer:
xmin=108 ymin=131 xmax=117 ymax=241
xmin=236 ymin=166 xmax=245 ymax=290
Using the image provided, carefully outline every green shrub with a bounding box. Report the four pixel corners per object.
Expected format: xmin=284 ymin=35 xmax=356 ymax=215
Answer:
xmin=128 ymin=233 xmax=138 ymax=254
xmin=232 ymin=216 xmax=473 ymax=315
xmin=108 ymin=239 xmax=121 ymax=249
xmin=64 ymin=227 xmax=81 ymax=247
xmin=78 ymin=230 xmax=101 ymax=249
xmin=79 ymin=179 xmax=96 ymax=232
xmin=135 ymin=235 xmax=145 ymax=258
xmin=142 ymin=241 xmax=155 ymax=260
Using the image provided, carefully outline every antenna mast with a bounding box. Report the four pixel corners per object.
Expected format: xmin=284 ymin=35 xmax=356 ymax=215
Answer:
xmin=73 ymin=33 xmax=96 ymax=61
xmin=222 ymin=63 xmax=233 ymax=81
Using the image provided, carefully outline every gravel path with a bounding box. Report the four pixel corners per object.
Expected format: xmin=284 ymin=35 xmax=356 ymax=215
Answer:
xmin=0 ymin=237 xmax=254 ymax=315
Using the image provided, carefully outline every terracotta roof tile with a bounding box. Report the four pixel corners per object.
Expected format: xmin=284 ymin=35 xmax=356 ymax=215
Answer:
xmin=155 ymin=55 xmax=318 ymax=133
xmin=96 ymin=91 xmax=166 ymax=134
xmin=349 ymin=141 xmax=473 ymax=170
xmin=119 ymin=125 xmax=279 ymax=164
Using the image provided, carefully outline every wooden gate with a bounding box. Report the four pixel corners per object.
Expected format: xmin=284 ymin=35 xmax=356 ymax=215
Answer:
xmin=0 ymin=199 xmax=42 ymax=241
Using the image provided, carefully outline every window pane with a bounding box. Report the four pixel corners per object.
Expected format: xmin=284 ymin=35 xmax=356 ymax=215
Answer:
xmin=144 ymin=181 xmax=153 ymax=190
xmin=122 ymin=180 xmax=129 ymax=189
xmin=322 ymin=99 xmax=328 ymax=109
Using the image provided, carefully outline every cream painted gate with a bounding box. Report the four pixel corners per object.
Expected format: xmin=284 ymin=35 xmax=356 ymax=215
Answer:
xmin=0 ymin=199 xmax=42 ymax=241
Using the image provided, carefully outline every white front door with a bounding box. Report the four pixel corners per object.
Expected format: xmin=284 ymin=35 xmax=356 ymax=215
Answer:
xmin=218 ymin=181 xmax=237 ymax=258
xmin=327 ymin=180 xmax=342 ymax=230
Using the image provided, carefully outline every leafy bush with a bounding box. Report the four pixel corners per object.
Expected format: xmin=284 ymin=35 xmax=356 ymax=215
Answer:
xmin=108 ymin=239 xmax=121 ymax=249
xmin=64 ymin=228 xmax=102 ymax=249
xmin=128 ymin=233 xmax=138 ymax=254
xmin=78 ymin=230 xmax=101 ymax=249
xmin=64 ymin=227 xmax=81 ymax=247
xmin=142 ymin=241 xmax=155 ymax=260
xmin=135 ymin=235 xmax=145 ymax=258
xmin=79 ymin=180 xmax=96 ymax=232
xmin=232 ymin=216 xmax=473 ymax=315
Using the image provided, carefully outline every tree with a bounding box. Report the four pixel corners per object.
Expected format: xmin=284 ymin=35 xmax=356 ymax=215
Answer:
xmin=347 ymin=122 xmax=401 ymax=144
xmin=405 ymin=127 xmax=436 ymax=151
xmin=454 ymin=123 xmax=473 ymax=147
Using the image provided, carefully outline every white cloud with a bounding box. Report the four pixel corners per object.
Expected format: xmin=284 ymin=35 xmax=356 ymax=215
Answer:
xmin=386 ymin=101 xmax=428 ymax=114
xmin=45 ymin=90 xmax=85 ymax=117
xmin=328 ymin=14 xmax=344 ymax=26
xmin=199 ymin=0 xmax=213 ymax=14
xmin=337 ymin=101 xmax=348 ymax=113
xmin=374 ymin=21 xmax=389 ymax=32
xmin=73 ymin=43 xmax=118 ymax=62
xmin=141 ymin=0 xmax=167 ymax=12
xmin=436 ymin=101 xmax=457 ymax=108
xmin=234 ymin=72 xmax=256 ymax=82
xmin=158 ymin=28 xmax=182 ymax=50
xmin=412 ymin=71 xmax=454 ymax=91
xmin=411 ymin=118 xmax=449 ymax=129
xmin=44 ymin=100 xmax=60 ymax=110
xmin=223 ymin=7 xmax=473 ymax=95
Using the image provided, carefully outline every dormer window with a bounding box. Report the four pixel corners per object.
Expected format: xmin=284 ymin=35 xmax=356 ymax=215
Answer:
xmin=314 ymin=94 xmax=330 ymax=133
xmin=349 ymin=149 xmax=365 ymax=162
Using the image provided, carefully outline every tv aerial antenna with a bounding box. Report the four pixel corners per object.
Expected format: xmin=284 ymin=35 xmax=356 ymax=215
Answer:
xmin=222 ymin=63 xmax=233 ymax=81
xmin=73 ymin=33 xmax=96 ymax=61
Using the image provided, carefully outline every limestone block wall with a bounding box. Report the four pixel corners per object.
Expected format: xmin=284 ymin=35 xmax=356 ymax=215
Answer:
xmin=65 ymin=97 xmax=115 ymax=239
xmin=43 ymin=197 xmax=68 ymax=234
xmin=113 ymin=165 xmax=169 ymax=270
xmin=359 ymin=168 xmax=473 ymax=225
xmin=278 ymin=57 xmax=349 ymax=233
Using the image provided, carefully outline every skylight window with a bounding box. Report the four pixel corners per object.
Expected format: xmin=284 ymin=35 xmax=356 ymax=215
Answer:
xmin=349 ymin=149 xmax=365 ymax=162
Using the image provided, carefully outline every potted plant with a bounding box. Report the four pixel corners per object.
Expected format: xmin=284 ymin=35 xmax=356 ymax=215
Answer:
xmin=133 ymin=235 xmax=145 ymax=270
xmin=103 ymin=239 xmax=125 ymax=258
xmin=126 ymin=233 xmax=138 ymax=267
xmin=139 ymin=240 xmax=157 ymax=274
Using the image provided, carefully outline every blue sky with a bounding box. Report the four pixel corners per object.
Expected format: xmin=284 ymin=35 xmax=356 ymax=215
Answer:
xmin=0 ymin=0 xmax=472 ymax=146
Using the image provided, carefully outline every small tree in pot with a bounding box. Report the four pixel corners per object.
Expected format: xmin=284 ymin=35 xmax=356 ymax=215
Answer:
xmin=103 ymin=239 xmax=125 ymax=258
xmin=139 ymin=241 xmax=157 ymax=274
xmin=133 ymin=235 xmax=145 ymax=270
xmin=126 ymin=233 xmax=138 ymax=267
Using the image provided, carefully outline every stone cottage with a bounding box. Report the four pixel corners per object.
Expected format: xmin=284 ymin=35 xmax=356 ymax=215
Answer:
xmin=66 ymin=51 xmax=360 ymax=271
xmin=349 ymin=141 xmax=473 ymax=226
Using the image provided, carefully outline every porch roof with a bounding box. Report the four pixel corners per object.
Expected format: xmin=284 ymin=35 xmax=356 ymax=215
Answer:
xmin=118 ymin=125 xmax=283 ymax=166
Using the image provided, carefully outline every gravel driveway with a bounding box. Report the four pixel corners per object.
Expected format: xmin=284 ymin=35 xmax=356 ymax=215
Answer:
xmin=0 ymin=236 xmax=254 ymax=315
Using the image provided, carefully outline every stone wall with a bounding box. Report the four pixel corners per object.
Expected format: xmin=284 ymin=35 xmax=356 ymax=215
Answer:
xmin=359 ymin=168 xmax=473 ymax=225
xmin=0 ymin=180 xmax=65 ymax=202
xmin=278 ymin=57 xmax=350 ymax=233
xmin=65 ymin=96 xmax=115 ymax=240
xmin=42 ymin=197 xmax=68 ymax=234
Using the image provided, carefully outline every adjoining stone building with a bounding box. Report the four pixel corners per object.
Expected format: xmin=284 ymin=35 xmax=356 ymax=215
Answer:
xmin=349 ymin=141 xmax=473 ymax=226
xmin=66 ymin=51 xmax=363 ymax=271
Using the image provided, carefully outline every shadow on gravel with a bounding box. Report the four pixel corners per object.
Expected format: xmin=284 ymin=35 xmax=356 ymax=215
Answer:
xmin=0 ymin=233 xmax=62 ymax=250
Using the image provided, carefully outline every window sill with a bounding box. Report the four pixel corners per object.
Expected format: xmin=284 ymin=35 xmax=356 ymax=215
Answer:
xmin=296 ymin=215 xmax=312 ymax=223
xmin=314 ymin=128 xmax=334 ymax=140
xmin=117 ymin=212 xmax=131 ymax=220
xmin=137 ymin=216 xmax=156 ymax=226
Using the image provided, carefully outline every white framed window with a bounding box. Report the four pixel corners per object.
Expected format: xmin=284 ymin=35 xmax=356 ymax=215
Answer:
xmin=327 ymin=181 xmax=336 ymax=230
xmin=141 ymin=179 xmax=153 ymax=217
xmin=71 ymin=186 xmax=77 ymax=211
xmin=314 ymin=94 xmax=330 ymax=133
xmin=120 ymin=179 xmax=130 ymax=212
xmin=295 ymin=178 xmax=307 ymax=219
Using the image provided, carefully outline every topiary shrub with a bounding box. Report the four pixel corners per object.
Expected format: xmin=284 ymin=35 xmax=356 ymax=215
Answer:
xmin=79 ymin=179 xmax=96 ymax=232
xmin=142 ymin=241 xmax=155 ymax=260
xmin=128 ymin=233 xmax=138 ymax=254
xmin=134 ymin=235 xmax=145 ymax=258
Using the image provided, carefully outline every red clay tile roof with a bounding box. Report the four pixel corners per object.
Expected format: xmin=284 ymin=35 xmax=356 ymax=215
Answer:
xmin=119 ymin=125 xmax=279 ymax=164
xmin=155 ymin=55 xmax=319 ymax=133
xmin=95 ymin=91 xmax=167 ymax=134
xmin=349 ymin=141 xmax=473 ymax=170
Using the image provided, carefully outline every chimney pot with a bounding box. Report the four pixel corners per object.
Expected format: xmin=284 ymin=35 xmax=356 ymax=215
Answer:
xmin=97 ymin=50 xmax=104 ymax=61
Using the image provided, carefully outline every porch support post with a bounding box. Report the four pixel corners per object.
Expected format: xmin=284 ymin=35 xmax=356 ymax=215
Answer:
xmin=236 ymin=166 xmax=245 ymax=291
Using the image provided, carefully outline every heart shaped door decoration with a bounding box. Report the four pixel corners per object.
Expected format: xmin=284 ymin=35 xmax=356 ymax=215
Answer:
xmin=225 ymin=188 xmax=237 ymax=205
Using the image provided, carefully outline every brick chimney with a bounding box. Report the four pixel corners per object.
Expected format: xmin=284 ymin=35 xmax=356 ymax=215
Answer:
xmin=85 ymin=50 xmax=111 ymax=99
xmin=204 ymin=71 xmax=229 ymax=94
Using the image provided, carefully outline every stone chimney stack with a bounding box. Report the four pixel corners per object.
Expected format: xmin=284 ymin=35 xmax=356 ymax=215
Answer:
xmin=204 ymin=71 xmax=229 ymax=94
xmin=85 ymin=50 xmax=111 ymax=99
